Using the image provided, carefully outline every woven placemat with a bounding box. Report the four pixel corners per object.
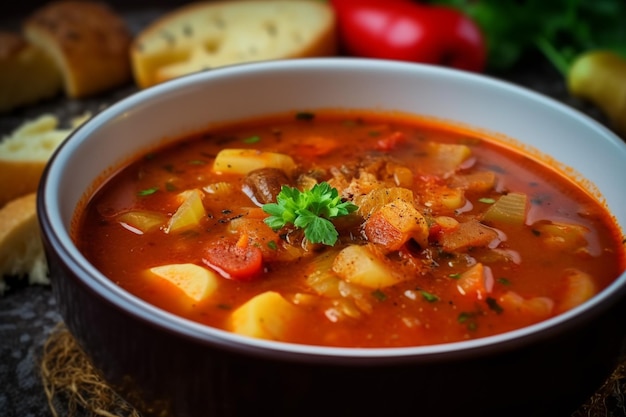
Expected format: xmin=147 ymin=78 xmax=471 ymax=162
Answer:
xmin=39 ymin=322 xmax=625 ymax=417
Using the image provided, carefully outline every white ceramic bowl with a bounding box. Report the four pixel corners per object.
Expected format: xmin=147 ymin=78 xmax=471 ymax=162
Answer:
xmin=39 ymin=58 xmax=626 ymax=417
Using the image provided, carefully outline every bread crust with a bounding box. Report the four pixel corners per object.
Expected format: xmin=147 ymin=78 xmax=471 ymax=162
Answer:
xmin=0 ymin=192 xmax=49 ymax=291
xmin=0 ymin=31 xmax=63 ymax=112
xmin=131 ymin=0 xmax=337 ymax=88
xmin=0 ymin=161 xmax=46 ymax=208
xmin=0 ymin=113 xmax=84 ymax=207
xmin=24 ymin=0 xmax=132 ymax=98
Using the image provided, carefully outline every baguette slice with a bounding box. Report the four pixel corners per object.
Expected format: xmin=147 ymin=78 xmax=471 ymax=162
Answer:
xmin=24 ymin=0 xmax=132 ymax=98
xmin=131 ymin=0 xmax=337 ymax=89
xmin=0 ymin=113 xmax=89 ymax=207
xmin=0 ymin=193 xmax=49 ymax=295
xmin=0 ymin=31 xmax=63 ymax=112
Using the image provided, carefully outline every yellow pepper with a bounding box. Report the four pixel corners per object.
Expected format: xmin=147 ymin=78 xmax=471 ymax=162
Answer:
xmin=567 ymin=51 xmax=626 ymax=137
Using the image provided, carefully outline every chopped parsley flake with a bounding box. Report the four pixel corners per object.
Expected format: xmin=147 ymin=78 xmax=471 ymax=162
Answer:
xmin=372 ymin=289 xmax=387 ymax=301
xmin=138 ymin=187 xmax=159 ymax=196
xmin=243 ymin=135 xmax=261 ymax=144
xmin=497 ymin=277 xmax=511 ymax=286
xmin=420 ymin=290 xmax=439 ymax=302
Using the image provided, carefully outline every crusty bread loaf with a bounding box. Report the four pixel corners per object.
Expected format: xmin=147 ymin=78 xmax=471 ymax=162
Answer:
xmin=23 ymin=0 xmax=133 ymax=98
xmin=0 ymin=31 xmax=63 ymax=112
xmin=0 ymin=113 xmax=89 ymax=207
xmin=0 ymin=192 xmax=49 ymax=295
xmin=131 ymin=0 xmax=337 ymax=89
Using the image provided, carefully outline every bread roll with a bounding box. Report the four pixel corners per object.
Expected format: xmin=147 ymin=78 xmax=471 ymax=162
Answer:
xmin=0 ymin=193 xmax=49 ymax=295
xmin=0 ymin=113 xmax=88 ymax=207
xmin=0 ymin=31 xmax=63 ymax=112
xmin=131 ymin=0 xmax=337 ymax=89
xmin=24 ymin=0 xmax=133 ymax=98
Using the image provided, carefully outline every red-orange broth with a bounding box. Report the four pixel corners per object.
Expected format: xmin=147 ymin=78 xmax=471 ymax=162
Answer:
xmin=75 ymin=110 xmax=625 ymax=348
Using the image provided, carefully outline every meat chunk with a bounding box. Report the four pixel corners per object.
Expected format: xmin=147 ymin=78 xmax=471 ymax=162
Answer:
xmin=243 ymin=167 xmax=291 ymax=205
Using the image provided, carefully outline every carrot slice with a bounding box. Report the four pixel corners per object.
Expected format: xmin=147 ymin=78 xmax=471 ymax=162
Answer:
xmin=203 ymin=236 xmax=263 ymax=281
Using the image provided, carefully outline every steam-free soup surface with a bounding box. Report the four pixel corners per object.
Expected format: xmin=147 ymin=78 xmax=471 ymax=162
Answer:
xmin=75 ymin=111 xmax=625 ymax=347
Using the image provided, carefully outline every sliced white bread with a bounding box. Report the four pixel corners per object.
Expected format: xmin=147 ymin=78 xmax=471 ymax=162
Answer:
xmin=0 ymin=192 xmax=49 ymax=294
xmin=0 ymin=113 xmax=89 ymax=207
xmin=23 ymin=0 xmax=133 ymax=98
xmin=131 ymin=0 xmax=337 ymax=89
xmin=0 ymin=31 xmax=63 ymax=113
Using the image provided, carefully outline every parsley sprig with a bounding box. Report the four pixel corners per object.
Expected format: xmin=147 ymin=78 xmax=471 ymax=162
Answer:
xmin=262 ymin=182 xmax=358 ymax=246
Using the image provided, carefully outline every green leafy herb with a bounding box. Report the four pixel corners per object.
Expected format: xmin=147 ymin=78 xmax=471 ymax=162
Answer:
xmin=267 ymin=240 xmax=278 ymax=251
xmin=478 ymin=197 xmax=496 ymax=204
xmin=262 ymin=182 xmax=358 ymax=246
xmin=430 ymin=0 xmax=626 ymax=73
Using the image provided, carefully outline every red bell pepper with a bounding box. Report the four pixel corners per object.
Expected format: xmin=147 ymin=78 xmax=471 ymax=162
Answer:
xmin=330 ymin=0 xmax=487 ymax=72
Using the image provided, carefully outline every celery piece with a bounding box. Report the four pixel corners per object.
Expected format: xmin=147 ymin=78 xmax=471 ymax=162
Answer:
xmin=482 ymin=192 xmax=527 ymax=226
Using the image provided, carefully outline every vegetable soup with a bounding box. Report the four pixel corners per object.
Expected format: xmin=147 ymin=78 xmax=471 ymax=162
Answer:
xmin=75 ymin=110 xmax=625 ymax=348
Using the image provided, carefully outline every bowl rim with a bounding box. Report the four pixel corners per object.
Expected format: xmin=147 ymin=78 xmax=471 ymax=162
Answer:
xmin=38 ymin=57 xmax=626 ymax=364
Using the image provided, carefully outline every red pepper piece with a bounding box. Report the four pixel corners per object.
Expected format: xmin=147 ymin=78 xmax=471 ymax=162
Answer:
xmin=375 ymin=131 xmax=407 ymax=151
xmin=330 ymin=0 xmax=486 ymax=72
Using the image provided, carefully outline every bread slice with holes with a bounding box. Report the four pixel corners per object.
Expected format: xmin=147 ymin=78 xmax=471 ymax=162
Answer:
xmin=0 ymin=113 xmax=89 ymax=207
xmin=23 ymin=0 xmax=133 ymax=98
xmin=130 ymin=0 xmax=337 ymax=89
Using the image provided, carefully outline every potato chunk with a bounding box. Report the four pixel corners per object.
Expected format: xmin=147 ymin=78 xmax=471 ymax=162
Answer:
xmin=117 ymin=210 xmax=167 ymax=234
xmin=421 ymin=142 xmax=471 ymax=176
xmin=149 ymin=263 xmax=219 ymax=302
xmin=533 ymin=221 xmax=589 ymax=253
xmin=332 ymin=244 xmax=403 ymax=289
xmin=212 ymin=149 xmax=296 ymax=175
xmin=556 ymin=268 xmax=596 ymax=313
xmin=165 ymin=189 xmax=206 ymax=233
xmin=229 ymin=291 xmax=301 ymax=340
xmin=456 ymin=262 xmax=494 ymax=300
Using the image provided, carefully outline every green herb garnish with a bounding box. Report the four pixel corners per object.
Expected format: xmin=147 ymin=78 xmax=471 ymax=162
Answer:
xmin=138 ymin=187 xmax=159 ymax=196
xmin=243 ymin=135 xmax=261 ymax=144
xmin=372 ymin=289 xmax=387 ymax=302
xmin=262 ymin=182 xmax=358 ymax=246
xmin=497 ymin=277 xmax=511 ymax=286
xmin=420 ymin=290 xmax=440 ymax=303
xmin=478 ymin=197 xmax=496 ymax=204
